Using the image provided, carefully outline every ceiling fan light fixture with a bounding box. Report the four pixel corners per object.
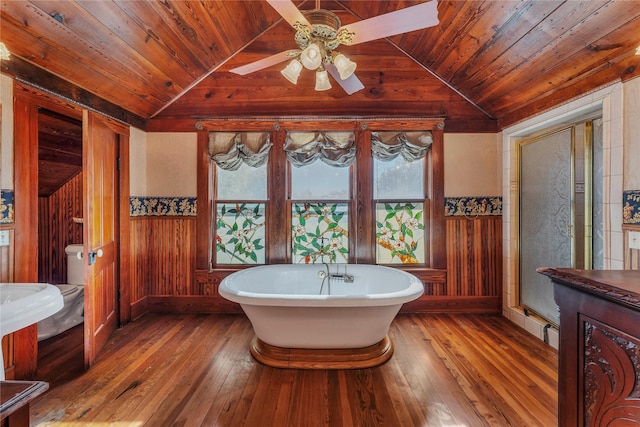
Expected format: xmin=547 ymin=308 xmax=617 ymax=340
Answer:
xmin=315 ymin=69 xmax=332 ymax=91
xmin=300 ymin=43 xmax=323 ymax=70
xmin=0 ymin=42 xmax=10 ymax=60
xmin=281 ymin=59 xmax=303 ymax=84
xmin=333 ymin=53 xmax=356 ymax=80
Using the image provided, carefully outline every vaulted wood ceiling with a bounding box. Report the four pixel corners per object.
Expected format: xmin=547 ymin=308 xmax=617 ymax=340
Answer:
xmin=1 ymin=0 xmax=639 ymax=134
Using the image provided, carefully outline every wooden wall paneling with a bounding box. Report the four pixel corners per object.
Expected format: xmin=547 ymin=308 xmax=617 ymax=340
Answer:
xmin=130 ymin=217 xmax=196 ymax=297
xmin=37 ymin=197 xmax=50 ymax=283
xmin=446 ymin=216 xmax=502 ymax=299
xmin=130 ymin=218 xmax=150 ymax=319
xmin=38 ymin=172 xmax=83 ymax=285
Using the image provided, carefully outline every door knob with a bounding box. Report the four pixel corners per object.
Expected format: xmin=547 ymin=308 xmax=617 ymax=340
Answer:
xmin=88 ymin=249 xmax=103 ymax=266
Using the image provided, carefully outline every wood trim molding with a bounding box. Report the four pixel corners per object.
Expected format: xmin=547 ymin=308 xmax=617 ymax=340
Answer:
xmin=3 ymin=56 xmax=146 ymax=129
xmin=119 ymin=133 xmax=132 ymax=324
xmin=12 ymin=89 xmax=40 ymax=379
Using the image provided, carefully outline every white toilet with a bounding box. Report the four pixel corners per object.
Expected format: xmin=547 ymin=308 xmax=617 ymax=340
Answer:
xmin=37 ymin=244 xmax=85 ymax=341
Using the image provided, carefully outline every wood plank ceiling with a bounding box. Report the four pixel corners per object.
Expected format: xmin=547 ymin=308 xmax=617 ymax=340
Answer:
xmin=1 ymin=0 xmax=639 ymax=134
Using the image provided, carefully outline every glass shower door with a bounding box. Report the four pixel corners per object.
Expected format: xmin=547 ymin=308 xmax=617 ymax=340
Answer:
xmin=519 ymin=128 xmax=573 ymax=326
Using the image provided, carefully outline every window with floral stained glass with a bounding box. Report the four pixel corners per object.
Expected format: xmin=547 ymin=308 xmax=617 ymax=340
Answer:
xmin=210 ymin=132 xmax=270 ymax=265
xmin=286 ymin=131 xmax=354 ymax=264
xmin=372 ymin=131 xmax=431 ymax=264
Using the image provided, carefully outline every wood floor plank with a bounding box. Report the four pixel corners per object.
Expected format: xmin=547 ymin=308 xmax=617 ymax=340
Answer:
xmin=32 ymin=313 xmax=558 ymax=426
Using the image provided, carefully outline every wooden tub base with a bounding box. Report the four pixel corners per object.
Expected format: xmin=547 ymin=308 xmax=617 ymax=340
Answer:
xmin=249 ymin=335 xmax=394 ymax=369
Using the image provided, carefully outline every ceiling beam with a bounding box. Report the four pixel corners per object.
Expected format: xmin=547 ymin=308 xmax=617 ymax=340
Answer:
xmin=1 ymin=55 xmax=147 ymax=129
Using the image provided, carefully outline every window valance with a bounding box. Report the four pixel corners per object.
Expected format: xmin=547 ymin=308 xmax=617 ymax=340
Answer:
xmin=209 ymin=132 xmax=272 ymax=170
xmin=371 ymin=131 xmax=433 ymax=162
xmin=284 ymin=131 xmax=356 ymax=167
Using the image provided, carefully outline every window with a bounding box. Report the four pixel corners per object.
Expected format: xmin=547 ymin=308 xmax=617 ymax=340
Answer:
xmin=372 ymin=131 xmax=432 ymax=265
xmin=210 ymin=132 xmax=270 ymax=265
xmin=215 ymin=164 xmax=267 ymax=264
xmin=286 ymin=131 xmax=354 ymax=264
xmin=200 ymin=122 xmax=444 ymax=270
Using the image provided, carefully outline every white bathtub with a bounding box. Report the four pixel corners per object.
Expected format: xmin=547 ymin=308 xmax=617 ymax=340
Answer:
xmin=218 ymin=264 xmax=424 ymax=350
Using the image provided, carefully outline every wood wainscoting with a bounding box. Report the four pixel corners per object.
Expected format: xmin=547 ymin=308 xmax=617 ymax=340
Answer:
xmin=129 ymin=215 xmax=502 ymax=315
xmin=38 ymin=172 xmax=83 ymax=285
xmin=130 ymin=216 xmax=201 ymax=318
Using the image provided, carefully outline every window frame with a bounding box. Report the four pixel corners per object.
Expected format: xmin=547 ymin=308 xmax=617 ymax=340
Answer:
xmin=373 ymin=155 xmax=430 ymax=265
xmin=196 ymin=119 xmax=445 ymax=272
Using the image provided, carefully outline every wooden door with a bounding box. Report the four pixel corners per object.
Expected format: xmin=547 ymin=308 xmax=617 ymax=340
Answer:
xmin=83 ymin=110 xmax=121 ymax=368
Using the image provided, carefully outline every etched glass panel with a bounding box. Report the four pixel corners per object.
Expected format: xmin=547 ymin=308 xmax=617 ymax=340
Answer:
xmin=592 ymin=118 xmax=604 ymax=269
xmin=291 ymin=202 xmax=349 ymax=263
xmin=217 ymin=163 xmax=267 ymax=200
xmin=374 ymin=156 xmax=424 ymax=199
xmin=520 ymin=128 xmax=572 ymax=325
xmin=375 ymin=202 xmax=425 ymax=264
xmin=215 ymin=203 xmax=266 ymax=264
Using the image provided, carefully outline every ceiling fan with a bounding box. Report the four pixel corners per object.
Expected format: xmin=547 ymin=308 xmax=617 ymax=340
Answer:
xmin=230 ymin=0 xmax=439 ymax=95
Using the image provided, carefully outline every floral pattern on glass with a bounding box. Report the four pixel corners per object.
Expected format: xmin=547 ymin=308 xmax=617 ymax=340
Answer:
xmin=215 ymin=203 xmax=265 ymax=264
xmin=376 ymin=202 xmax=425 ymax=264
xmin=291 ymin=203 xmax=349 ymax=264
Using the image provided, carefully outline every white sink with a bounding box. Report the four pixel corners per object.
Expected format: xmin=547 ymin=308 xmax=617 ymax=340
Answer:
xmin=0 ymin=283 xmax=63 ymax=380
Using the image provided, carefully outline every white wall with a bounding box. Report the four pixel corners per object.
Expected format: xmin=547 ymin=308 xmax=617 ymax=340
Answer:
xmin=145 ymin=132 xmax=197 ymax=197
xmin=444 ymin=133 xmax=501 ymax=197
xmin=0 ymin=74 xmax=13 ymax=190
xmin=129 ymin=127 xmax=147 ymax=196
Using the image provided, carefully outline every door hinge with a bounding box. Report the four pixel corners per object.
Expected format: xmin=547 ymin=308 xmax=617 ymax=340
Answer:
xmin=117 ymin=157 xmax=121 ymax=171
xmin=117 ymin=288 xmax=121 ymax=303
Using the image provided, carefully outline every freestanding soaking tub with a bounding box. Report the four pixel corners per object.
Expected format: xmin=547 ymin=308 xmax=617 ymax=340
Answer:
xmin=219 ymin=264 xmax=424 ymax=369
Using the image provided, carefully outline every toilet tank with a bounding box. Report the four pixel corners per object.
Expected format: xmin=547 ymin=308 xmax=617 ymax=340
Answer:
xmin=65 ymin=244 xmax=85 ymax=285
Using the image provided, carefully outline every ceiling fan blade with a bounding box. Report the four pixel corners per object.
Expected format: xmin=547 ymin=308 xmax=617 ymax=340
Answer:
xmin=326 ymin=64 xmax=365 ymax=95
xmin=339 ymin=1 xmax=439 ymax=45
xmin=266 ymin=0 xmax=310 ymax=28
xmin=229 ymin=50 xmax=299 ymax=75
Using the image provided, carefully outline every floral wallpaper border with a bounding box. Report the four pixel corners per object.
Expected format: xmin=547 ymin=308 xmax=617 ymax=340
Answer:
xmin=0 ymin=190 xmax=14 ymax=224
xmin=130 ymin=196 xmax=197 ymax=217
xmin=623 ymin=190 xmax=640 ymax=225
xmin=445 ymin=196 xmax=502 ymax=217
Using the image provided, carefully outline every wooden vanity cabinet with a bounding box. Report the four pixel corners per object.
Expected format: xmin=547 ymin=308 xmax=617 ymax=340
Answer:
xmin=538 ymin=268 xmax=640 ymax=426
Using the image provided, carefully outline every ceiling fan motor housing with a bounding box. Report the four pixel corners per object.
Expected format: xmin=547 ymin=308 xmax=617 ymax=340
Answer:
xmin=295 ymin=9 xmax=342 ymax=54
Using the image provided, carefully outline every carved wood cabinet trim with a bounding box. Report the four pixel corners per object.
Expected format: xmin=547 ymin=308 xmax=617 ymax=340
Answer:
xmin=582 ymin=316 xmax=640 ymax=426
xmin=539 ymin=268 xmax=640 ymax=426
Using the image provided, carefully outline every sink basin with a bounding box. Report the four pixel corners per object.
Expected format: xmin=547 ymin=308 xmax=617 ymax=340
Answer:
xmin=0 ymin=283 xmax=63 ymax=380
xmin=0 ymin=283 xmax=64 ymax=336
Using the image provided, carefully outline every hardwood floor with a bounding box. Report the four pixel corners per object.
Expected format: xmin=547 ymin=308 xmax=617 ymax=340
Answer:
xmin=32 ymin=313 xmax=558 ymax=426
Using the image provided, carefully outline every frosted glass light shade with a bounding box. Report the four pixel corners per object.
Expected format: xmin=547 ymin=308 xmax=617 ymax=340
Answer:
xmin=333 ymin=54 xmax=356 ymax=80
xmin=300 ymin=43 xmax=322 ymax=70
xmin=281 ymin=59 xmax=303 ymax=84
xmin=315 ymin=70 xmax=332 ymax=91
